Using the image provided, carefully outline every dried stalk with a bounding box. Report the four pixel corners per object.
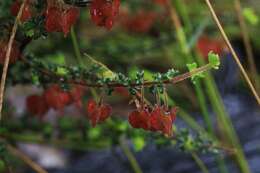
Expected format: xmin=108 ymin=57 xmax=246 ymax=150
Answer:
xmin=204 ymin=0 xmax=260 ymax=105
xmin=6 ymin=144 xmax=48 ymax=173
xmin=234 ymin=0 xmax=260 ymax=93
xmin=0 ymin=0 xmax=27 ymax=119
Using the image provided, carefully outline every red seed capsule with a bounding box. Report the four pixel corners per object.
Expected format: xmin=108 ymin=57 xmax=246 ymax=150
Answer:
xmin=45 ymin=5 xmax=80 ymax=36
xmin=61 ymin=7 xmax=80 ymax=36
xmin=99 ymin=104 xmax=112 ymax=122
xmin=87 ymin=99 xmax=97 ymax=115
xmin=69 ymin=86 xmax=85 ymax=102
xmin=45 ymin=7 xmax=63 ymax=33
xmin=26 ymin=95 xmax=49 ymax=116
xmin=43 ymin=85 xmax=71 ymax=110
xmin=90 ymin=0 xmax=120 ymax=29
xmin=86 ymin=100 xmax=112 ymax=127
xmin=10 ymin=0 xmax=32 ymax=22
xmin=128 ymin=109 xmax=150 ymax=130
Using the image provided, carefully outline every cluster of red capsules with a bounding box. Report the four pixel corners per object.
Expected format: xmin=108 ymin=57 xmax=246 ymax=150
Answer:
xmin=90 ymin=0 xmax=120 ymax=29
xmin=26 ymin=84 xmax=178 ymax=136
xmin=86 ymin=99 xmax=112 ymax=127
xmin=129 ymin=104 xmax=178 ymax=136
xmin=10 ymin=0 xmax=121 ymax=34
xmin=26 ymin=85 xmax=113 ymax=126
xmin=0 ymin=0 xmax=121 ymax=64
xmin=26 ymin=85 xmax=85 ymax=117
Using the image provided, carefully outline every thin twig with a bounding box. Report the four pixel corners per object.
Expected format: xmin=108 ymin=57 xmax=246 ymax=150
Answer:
xmin=6 ymin=144 xmax=48 ymax=173
xmin=204 ymin=0 xmax=260 ymax=105
xmin=0 ymin=0 xmax=27 ymax=119
xmin=234 ymin=0 xmax=260 ymax=93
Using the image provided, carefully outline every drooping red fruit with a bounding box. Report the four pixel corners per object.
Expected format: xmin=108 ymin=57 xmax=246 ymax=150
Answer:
xmin=45 ymin=7 xmax=63 ymax=33
xmin=69 ymin=86 xmax=85 ymax=101
xmin=43 ymin=85 xmax=71 ymax=110
xmin=90 ymin=0 xmax=120 ymax=29
xmin=99 ymin=104 xmax=112 ymax=122
xmin=10 ymin=0 xmax=32 ymax=22
xmin=158 ymin=113 xmax=173 ymax=136
xmin=89 ymin=109 xmax=100 ymax=127
xmin=61 ymin=7 xmax=80 ymax=36
xmin=69 ymin=85 xmax=85 ymax=108
xmin=86 ymin=100 xmax=112 ymax=127
xmin=149 ymin=106 xmax=176 ymax=136
xmin=0 ymin=41 xmax=21 ymax=64
xmin=87 ymin=99 xmax=97 ymax=115
xmin=170 ymin=106 xmax=178 ymax=122
xmin=149 ymin=106 xmax=161 ymax=131
xmin=128 ymin=109 xmax=150 ymax=130
xmin=128 ymin=111 xmax=140 ymax=128
xmin=45 ymin=5 xmax=80 ymax=36
xmin=26 ymin=95 xmax=49 ymax=116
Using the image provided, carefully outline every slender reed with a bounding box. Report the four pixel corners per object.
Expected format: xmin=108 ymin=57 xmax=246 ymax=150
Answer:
xmin=6 ymin=144 xmax=48 ymax=173
xmin=204 ymin=0 xmax=260 ymax=105
xmin=234 ymin=0 xmax=260 ymax=93
xmin=0 ymin=0 xmax=26 ymax=119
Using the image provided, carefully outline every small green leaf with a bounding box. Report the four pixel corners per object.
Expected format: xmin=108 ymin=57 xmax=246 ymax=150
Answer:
xmin=187 ymin=63 xmax=204 ymax=84
xmin=25 ymin=29 xmax=35 ymax=37
xmin=31 ymin=74 xmax=40 ymax=85
xmin=187 ymin=62 xmax=198 ymax=72
xmin=243 ymin=8 xmax=259 ymax=26
xmin=56 ymin=67 xmax=68 ymax=75
xmin=128 ymin=67 xmax=154 ymax=81
xmin=132 ymin=136 xmax=146 ymax=152
xmin=208 ymin=52 xmax=220 ymax=69
xmin=184 ymin=135 xmax=194 ymax=151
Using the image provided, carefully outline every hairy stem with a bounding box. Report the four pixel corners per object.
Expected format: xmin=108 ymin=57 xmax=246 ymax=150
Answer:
xmin=23 ymin=55 xmax=214 ymax=88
